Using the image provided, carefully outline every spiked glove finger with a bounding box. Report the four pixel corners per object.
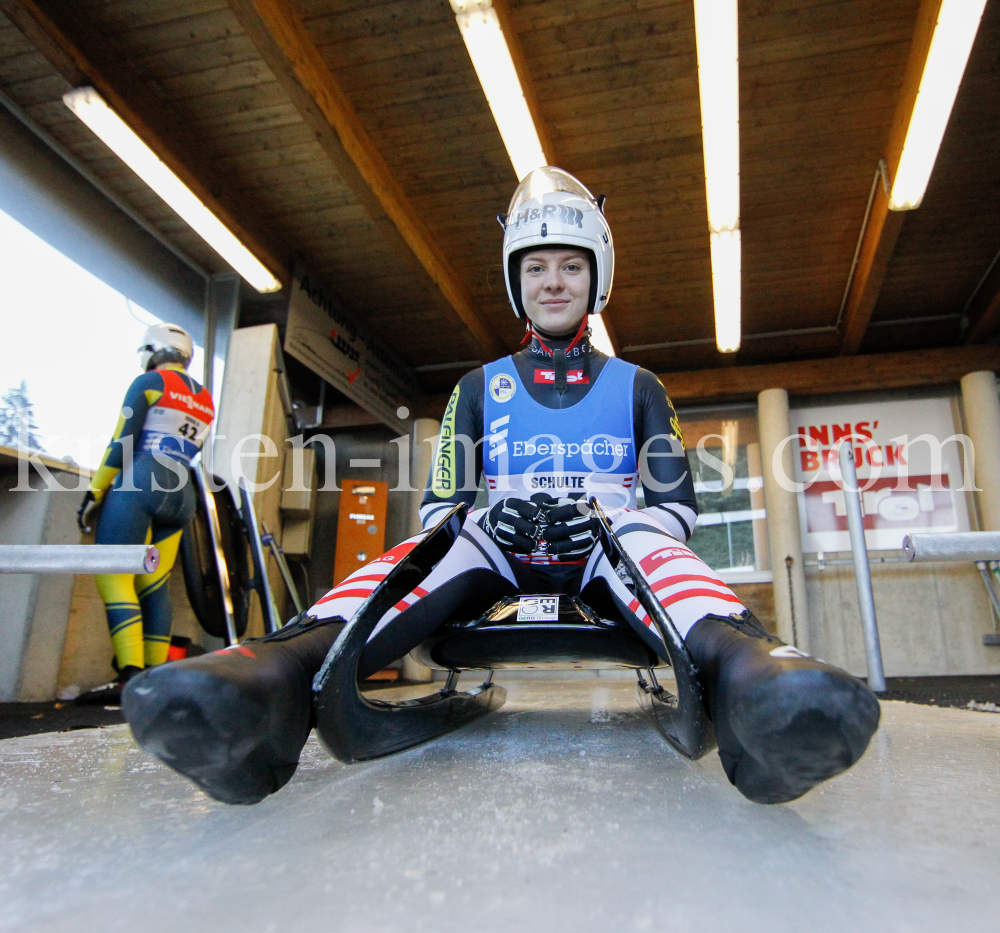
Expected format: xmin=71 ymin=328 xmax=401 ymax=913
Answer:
xmin=482 ymin=497 xmax=545 ymax=553
xmin=541 ymin=499 xmax=600 ymax=560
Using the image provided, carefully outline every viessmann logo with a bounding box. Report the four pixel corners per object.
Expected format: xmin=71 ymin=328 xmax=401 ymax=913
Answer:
xmin=168 ymin=392 xmax=213 ymax=416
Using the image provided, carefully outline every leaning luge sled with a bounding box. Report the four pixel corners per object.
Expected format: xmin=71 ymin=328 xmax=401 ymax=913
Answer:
xmin=313 ymin=499 xmax=715 ymax=764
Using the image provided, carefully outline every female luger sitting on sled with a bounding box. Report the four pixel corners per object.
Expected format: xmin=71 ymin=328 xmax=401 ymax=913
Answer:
xmin=123 ymin=168 xmax=880 ymax=806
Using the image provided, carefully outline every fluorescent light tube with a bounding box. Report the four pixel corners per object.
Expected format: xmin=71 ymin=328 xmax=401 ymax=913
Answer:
xmin=450 ymin=1 xmax=546 ymax=182
xmin=693 ymin=0 xmax=742 ymax=353
xmin=889 ymin=0 xmax=987 ymax=211
xmin=449 ymin=2 xmax=615 ymax=355
xmin=711 ymin=230 xmax=741 ymax=354
xmin=693 ymin=0 xmax=740 ymax=233
xmin=63 ymin=87 xmax=281 ymax=293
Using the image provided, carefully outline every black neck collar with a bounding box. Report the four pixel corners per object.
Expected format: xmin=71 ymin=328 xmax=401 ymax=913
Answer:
xmin=525 ymin=332 xmax=593 ymax=362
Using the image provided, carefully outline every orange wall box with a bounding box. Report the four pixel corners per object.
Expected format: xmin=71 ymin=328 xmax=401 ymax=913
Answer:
xmin=333 ymin=480 xmax=389 ymax=586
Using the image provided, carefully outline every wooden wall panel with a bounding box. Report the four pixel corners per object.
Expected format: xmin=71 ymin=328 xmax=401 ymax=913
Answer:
xmin=79 ymin=1 xmax=227 ymax=34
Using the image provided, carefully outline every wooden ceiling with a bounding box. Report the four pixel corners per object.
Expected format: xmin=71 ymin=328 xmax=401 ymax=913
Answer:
xmin=0 ymin=0 xmax=998 ymax=398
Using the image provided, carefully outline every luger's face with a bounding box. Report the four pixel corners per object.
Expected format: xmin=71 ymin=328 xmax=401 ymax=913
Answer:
xmin=519 ymin=248 xmax=591 ymax=336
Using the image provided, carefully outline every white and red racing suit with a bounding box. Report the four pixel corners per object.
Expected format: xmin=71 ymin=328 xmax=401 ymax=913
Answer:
xmin=309 ymin=332 xmax=746 ymax=676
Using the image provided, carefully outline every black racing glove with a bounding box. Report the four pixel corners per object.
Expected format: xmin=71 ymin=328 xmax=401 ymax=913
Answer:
xmin=482 ymin=497 xmax=545 ymax=553
xmin=77 ymin=491 xmax=100 ymax=533
xmin=541 ymin=498 xmax=601 ymax=561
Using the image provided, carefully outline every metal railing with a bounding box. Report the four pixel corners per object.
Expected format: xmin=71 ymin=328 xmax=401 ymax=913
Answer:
xmin=904 ymin=531 xmax=1000 ymax=646
xmin=0 ymin=544 xmax=159 ymax=575
xmin=838 ymin=444 xmax=887 ymax=692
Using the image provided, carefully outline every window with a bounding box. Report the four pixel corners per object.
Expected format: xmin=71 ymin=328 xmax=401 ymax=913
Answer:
xmin=677 ymin=408 xmax=770 ymax=578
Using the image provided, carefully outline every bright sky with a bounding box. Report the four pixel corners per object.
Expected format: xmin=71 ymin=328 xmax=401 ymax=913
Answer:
xmin=0 ymin=207 xmax=205 ymax=469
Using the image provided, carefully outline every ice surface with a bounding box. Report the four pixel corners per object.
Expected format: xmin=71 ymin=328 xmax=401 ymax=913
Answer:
xmin=1 ymin=681 xmax=999 ymax=932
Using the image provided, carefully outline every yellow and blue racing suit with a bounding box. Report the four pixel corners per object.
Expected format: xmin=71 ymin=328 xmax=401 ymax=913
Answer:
xmin=90 ymin=365 xmax=214 ymax=671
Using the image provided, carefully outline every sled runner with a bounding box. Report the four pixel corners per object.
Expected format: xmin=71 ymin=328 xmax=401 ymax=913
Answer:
xmin=313 ymin=502 xmax=506 ymax=763
xmin=179 ymin=466 xmax=249 ymax=644
xmin=179 ymin=468 xmax=295 ymax=644
xmin=237 ymin=478 xmax=282 ymax=635
xmin=588 ymin=498 xmax=715 ymax=760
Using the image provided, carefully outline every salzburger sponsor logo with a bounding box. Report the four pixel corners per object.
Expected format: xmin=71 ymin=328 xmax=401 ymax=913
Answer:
xmin=512 ymin=438 xmax=630 ymax=458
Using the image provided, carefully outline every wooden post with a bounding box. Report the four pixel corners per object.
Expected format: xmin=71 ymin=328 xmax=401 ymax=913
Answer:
xmin=746 ymin=441 xmax=770 ymax=572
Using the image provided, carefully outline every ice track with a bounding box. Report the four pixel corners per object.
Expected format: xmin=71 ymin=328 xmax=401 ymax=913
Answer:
xmin=1 ymin=679 xmax=999 ymax=933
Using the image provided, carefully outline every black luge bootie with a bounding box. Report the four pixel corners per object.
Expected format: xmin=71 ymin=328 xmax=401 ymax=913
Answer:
xmin=685 ymin=612 xmax=880 ymax=805
xmin=122 ymin=615 xmax=344 ymax=805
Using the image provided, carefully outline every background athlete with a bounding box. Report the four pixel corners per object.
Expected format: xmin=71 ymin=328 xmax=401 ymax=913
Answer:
xmin=123 ymin=169 xmax=879 ymax=807
xmin=77 ymin=324 xmax=213 ymax=704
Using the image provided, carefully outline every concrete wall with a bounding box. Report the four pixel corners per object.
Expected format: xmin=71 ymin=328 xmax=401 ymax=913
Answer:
xmin=0 ymin=453 xmax=218 ymax=701
xmin=805 ymin=555 xmax=1000 ymax=677
xmin=0 ymin=465 xmax=79 ymax=701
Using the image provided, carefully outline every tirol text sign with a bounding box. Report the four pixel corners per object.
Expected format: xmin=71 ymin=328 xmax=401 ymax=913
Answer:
xmin=284 ymin=265 xmax=417 ymax=435
xmin=790 ymin=397 xmax=971 ymax=552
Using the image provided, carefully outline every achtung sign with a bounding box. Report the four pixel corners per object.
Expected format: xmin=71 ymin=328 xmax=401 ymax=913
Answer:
xmin=284 ymin=264 xmax=417 ymax=435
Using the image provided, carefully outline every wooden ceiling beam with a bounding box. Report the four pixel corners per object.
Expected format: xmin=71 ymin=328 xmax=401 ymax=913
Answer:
xmin=838 ymin=0 xmax=943 ymax=356
xmin=961 ymin=255 xmax=1000 ymax=343
xmin=412 ymin=346 xmax=1000 ymax=420
xmin=1 ymin=0 xmax=290 ymax=286
xmin=657 ymin=345 xmax=1000 ymax=405
xmin=227 ymin=0 xmax=508 ymax=359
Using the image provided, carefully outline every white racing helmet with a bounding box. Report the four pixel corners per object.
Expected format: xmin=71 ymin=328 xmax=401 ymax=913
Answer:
xmin=138 ymin=323 xmax=193 ymax=371
xmin=501 ymin=166 xmax=614 ymax=318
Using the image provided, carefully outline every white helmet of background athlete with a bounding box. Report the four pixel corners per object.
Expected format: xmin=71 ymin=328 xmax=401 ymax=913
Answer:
xmin=138 ymin=323 xmax=193 ymax=372
xmin=501 ymin=166 xmax=614 ymax=318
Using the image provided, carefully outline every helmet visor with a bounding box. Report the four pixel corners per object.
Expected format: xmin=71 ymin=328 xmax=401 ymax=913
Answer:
xmin=506 ymin=166 xmax=597 ymax=216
